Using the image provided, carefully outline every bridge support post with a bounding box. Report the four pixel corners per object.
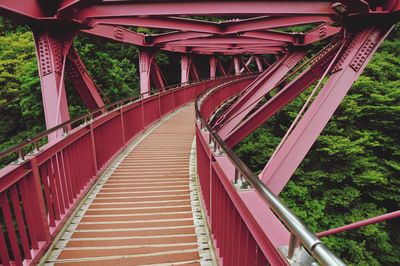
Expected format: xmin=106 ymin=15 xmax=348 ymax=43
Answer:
xmin=234 ymin=56 xmax=240 ymax=75
xmin=255 ymin=56 xmax=264 ymax=72
xmin=210 ymin=56 xmax=217 ymax=79
xmin=32 ymin=25 xmax=75 ymax=141
xmin=139 ymin=49 xmax=155 ymax=98
xmin=181 ymin=54 xmax=192 ymax=84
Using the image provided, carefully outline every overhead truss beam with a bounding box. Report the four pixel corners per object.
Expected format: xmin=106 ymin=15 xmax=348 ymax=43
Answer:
xmin=73 ymin=2 xmax=336 ymax=20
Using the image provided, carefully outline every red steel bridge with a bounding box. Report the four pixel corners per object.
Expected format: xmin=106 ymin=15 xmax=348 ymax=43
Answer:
xmin=0 ymin=1 xmax=399 ymax=265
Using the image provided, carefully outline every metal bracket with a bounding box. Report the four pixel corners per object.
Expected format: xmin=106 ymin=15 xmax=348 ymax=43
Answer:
xmin=279 ymin=245 xmax=318 ymax=266
xmin=232 ymin=169 xmax=252 ymax=191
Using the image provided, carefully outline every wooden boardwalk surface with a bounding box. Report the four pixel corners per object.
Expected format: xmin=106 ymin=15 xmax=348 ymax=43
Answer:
xmin=45 ymin=105 xmax=212 ymax=266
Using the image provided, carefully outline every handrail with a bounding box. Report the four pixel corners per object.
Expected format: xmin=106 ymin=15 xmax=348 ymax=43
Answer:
xmin=0 ymin=73 xmax=255 ymax=163
xmin=195 ymin=82 xmax=346 ymax=266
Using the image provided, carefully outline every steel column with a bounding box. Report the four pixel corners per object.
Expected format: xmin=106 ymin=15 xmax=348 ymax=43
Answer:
xmin=234 ymin=56 xmax=240 ymax=75
xmin=214 ymin=56 xmax=286 ymax=128
xmin=210 ymin=56 xmax=217 ymax=79
xmin=181 ymin=54 xmax=192 ymax=84
xmin=139 ymin=49 xmax=155 ymax=98
xmin=33 ymin=26 xmax=75 ymax=141
xmin=255 ymin=56 xmax=263 ymax=72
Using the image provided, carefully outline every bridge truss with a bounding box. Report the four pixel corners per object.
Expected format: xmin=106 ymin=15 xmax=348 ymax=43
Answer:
xmin=0 ymin=0 xmax=399 ymax=265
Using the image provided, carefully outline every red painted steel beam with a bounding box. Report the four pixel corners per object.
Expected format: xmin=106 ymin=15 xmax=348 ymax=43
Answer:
xmin=149 ymin=32 xmax=213 ymax=44
xmin=217 ymin=50 xmax=306 ymax=139
xmin=197 ymin=51 xmax=282 ymax=55
xmin=33 ymin=26 xmax=75 ymax=141
xmin=82 ymin=24 xmax=288 ymax=55
xmin=217 ymin=59 xmax=227 ymax=76
xmin=262 ymin=56 xmax=272 ymax=67
xmin=181 ymin=55 xmax=192 ymax=84
xmin=255 ymin=56 xmax=264 ymax=72
xmin=94 ymin=17 xmax=301 ymax=44
xmin=164 ymin=37 xmax=286 ymax=45
xmin=260 ymin=23 xmax=396 ymax=195
xmin=225 ymin=43 xmax=341 ymax=147
xmin=92 ymin=17 xmax=221 ymax=34
xmin=150 ymin=61 xmax=166 ymax=90
xmin=191 ymin=47 xmax=284 ymax=54
xmin=242 ymin=31 xmax=296 ymax=43
xmin=302 ymin=24 xmax=341 ymax=45
xmin=210 ymin=57 xmax=217 ymax=78
xmin=81 ymin=23 xmax=338 ymax=55
xmin=71 ymin=2 xmax=337 ymax=21
xmin=66 ymin=48 xmax=105 ymax=110
xmin=223 ymin=15 xmax=334 ymax=34
xmin=58 ymin=0 xmax=100 ymax=13
xmin=81 ymin=25 xmax=146 ymax=46
xmin=80 ymin=18 xmax=342 ymax=56
xmin=0 ymin=0 xmax=44 ymax=19
xmin=139 ymin=49 xmax=155 ymax=97
xmin=190 ymin=60 xmax=201 ymax=82
xmin=234 ymin=56 xmax=241 ymax=74
xmin=164 ymin=43 xmax=286 ymax=49
xmin=240 ymin=56 xmax=254 ymax=73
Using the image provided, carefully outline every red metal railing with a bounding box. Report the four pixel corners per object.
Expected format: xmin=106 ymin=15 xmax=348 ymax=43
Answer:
xmin=195 ymin=79 xmax=346 ymax=265
xmin=0 ymin=74 xmax=250 ymax=265
xmin=195 ymin=73 xmax=400 ymax=265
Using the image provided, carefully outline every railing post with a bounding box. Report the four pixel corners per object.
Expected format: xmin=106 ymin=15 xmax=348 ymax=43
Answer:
xmin=158 ymin=92 xmax=162 ymax=118
xmin=141 ymin=98 xmax=146 ymax=129
xmin=120 ymin=105 xmax=126 ymax=146
xmin=89 ymin=121 xmax=99 ymax=174
xmin=29 ymin=157 xmax=51 ymax=243
xmin=172 ymin=88 xmax=176 ymax=110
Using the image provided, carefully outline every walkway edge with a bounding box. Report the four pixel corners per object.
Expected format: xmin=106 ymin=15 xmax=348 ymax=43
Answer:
xmin=189 ymin=137 xmax=219 ymax=266
xmin=39 ymin=104 xmax=192 ymax=265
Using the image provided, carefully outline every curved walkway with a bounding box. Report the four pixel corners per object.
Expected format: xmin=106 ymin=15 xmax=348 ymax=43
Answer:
xmin=44 ymin=104 xmax=212 ymax=266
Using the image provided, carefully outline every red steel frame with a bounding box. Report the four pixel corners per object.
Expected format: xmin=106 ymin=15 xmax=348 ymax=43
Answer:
xmin=0 ymin=0 xmax=399 ymax=265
